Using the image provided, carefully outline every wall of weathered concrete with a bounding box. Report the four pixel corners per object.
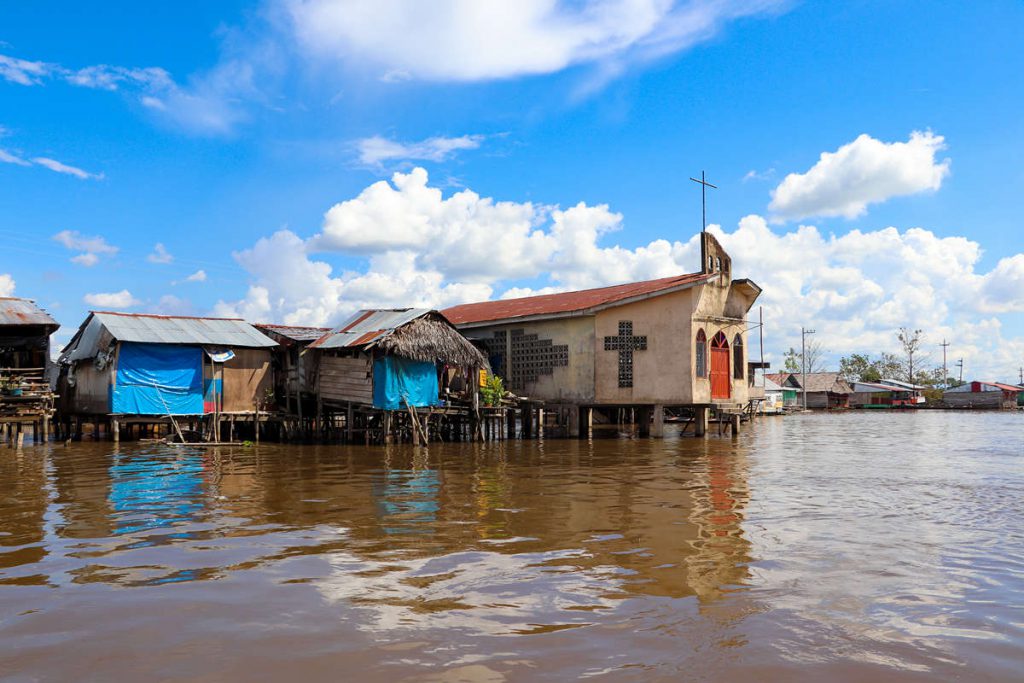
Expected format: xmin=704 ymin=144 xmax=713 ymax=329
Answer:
xmin=468 ymin=316 xmax=596 ymax=402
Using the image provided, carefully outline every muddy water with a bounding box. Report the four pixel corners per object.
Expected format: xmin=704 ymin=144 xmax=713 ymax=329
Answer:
xmin=1 ymin=412 xmax=1022 ymax=682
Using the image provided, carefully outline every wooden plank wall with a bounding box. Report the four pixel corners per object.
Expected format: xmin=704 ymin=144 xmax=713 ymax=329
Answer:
xmin=319 ymin=354 xmax=373 ymax=405
xmin=221 ymin=348 xmax=273 ymax=413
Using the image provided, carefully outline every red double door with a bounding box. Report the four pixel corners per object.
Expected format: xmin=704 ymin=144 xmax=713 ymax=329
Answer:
xmin=710 ymin=332 xmax=731 ymax=400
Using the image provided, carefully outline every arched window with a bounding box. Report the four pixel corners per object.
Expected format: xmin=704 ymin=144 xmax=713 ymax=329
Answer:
xmin=695 ymin=328 xmax=707 ymax=378
xmin=733 ymin=334 xmax=744 ymax=379
xmin=715 ymin=257 xmax=722 ymax=271
xmin=707 ymin=255 xmax=714 ymax=272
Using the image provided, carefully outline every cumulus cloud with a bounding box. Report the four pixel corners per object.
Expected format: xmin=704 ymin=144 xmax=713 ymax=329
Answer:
xmin=219 ymin=167 xmax=1024 ymax=378
xmin=0 ymin=273 xmax=14 ymax=297
xmin=83 ymin=290 xmax=140 ymax=309
xmin=769 ymin=131 xmax=951 ymax=221
xmin=185 ymin=269 xmax=207 ymax=282
xmin=53 ymin=230 xmax=119 ymax=266
xmin=356 ymin=134 xmax=484 ymax=166
xmin=286 ymin=0 xmax=788 ymax=82
xmin=147 ymin=243 xmax=174 ymax=264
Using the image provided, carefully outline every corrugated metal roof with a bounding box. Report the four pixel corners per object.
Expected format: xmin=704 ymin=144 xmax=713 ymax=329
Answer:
xmin=0 ymin=297 xmax=60 ymax=330
xmin=91 ymin=311 xmax=276 ymax=347
xmin=255 ymin=323 xmax=331 ymax=343
xmin=309 ymin=308 xmax=431 ymax=350
xmin=443 ymin=272 xmax=716 ymax=326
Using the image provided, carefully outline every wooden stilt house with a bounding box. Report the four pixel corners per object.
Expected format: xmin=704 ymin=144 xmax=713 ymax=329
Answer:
xmin=57 ymin=311 xmax=278 ymax=440
xmin=254 ymin=324 xmax=330 ymax=421
xmin=306 ymin=309 xmax=486 ymax=440
xmin=0 ymin=297 xmax=60 ymax=443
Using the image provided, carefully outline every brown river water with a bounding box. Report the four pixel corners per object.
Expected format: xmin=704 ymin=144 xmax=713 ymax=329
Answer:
xmin=1 ymin=411 xmax=1022 ymax=682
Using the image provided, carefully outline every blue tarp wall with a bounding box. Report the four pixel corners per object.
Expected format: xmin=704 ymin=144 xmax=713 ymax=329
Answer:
xmin=111 ymin=342 xmax=204 ymax=415
xmin=372 ymin=356 xmax=439 ymax=410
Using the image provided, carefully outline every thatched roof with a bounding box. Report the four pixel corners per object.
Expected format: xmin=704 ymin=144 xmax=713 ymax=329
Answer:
xmin=310 ymin=309 xmax=485 ymax=366
xmin=375 ymin=314 xmax=485 ymax=366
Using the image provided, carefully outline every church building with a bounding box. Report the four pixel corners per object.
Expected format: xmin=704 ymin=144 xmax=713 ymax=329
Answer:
xmin=442 ymin=232 xmax=762 ymax=436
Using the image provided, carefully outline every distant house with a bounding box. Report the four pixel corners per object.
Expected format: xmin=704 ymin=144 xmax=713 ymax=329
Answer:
xmin=943 ymin=381 xmax=1022 ymax=410
xmin=254 ymin=324 xmax=330 ymax=419
xmin=306 ymin=309 xmax=485 ymax=413
xmin=760 ymin=376 xmax=786 ymax=414
xmin=58 ymin=312 xmax=278 ymax=437
xmin=874 ymin=378 xmax=926 ymax=404
xmin=781 ymin=372 xmax=852 ymax=409
xmin=765 ymin=372 xmax=799 ymax=408
xmin=849 ymin=381 xmax=917 ymax=408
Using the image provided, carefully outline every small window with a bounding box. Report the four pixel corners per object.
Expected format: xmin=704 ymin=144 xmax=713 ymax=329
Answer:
xmin=733 ymin=334 xmax=744 ymax=379
xmin=707 ymin=255 xmax=714 ymax=272
xmin=716 ymin=257 xmax=722 ymax=271
xmin=695 ymin=328 xmax=708 ymax=378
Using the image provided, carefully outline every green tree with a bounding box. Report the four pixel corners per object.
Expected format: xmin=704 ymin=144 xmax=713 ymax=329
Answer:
xmin=839 ymin=353 xmax=879 ymax=382
xmin=783 ymin=347 xmax=800 ymax=372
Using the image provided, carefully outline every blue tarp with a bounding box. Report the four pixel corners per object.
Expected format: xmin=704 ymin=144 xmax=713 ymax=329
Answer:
xmin=372 ymin=356 xmax=438 ymax=410
xmin=112 ymin=342 xmax=204 ymax=415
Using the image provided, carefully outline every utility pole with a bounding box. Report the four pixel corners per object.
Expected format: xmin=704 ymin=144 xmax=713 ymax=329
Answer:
xmin=939 ymin=339 xmax=950 ymax=389
xmin=689 ymin=171 xmax=717 ymax=233
xmin=955 ymin=358 xmax=964 ymax=384
xmin=801 ymin=327 xmax=815 ymax=410
xmin=1018 ymin=366 xmax=1023 ymax=385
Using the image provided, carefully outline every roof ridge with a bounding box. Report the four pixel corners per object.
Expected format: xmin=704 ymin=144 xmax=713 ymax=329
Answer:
xmin=92 ymin=310 xmax=247 ymax=322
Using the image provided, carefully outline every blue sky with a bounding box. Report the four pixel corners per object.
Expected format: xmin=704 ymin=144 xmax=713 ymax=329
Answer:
xmin=2 ymin=1 xmax=1023 ymax=378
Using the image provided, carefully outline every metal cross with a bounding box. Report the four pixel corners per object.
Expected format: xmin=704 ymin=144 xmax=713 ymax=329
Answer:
xmin=689 ymin=171 xmax=717 ymax=232
xmin=604 ymin=321 xmax=647 ymax=388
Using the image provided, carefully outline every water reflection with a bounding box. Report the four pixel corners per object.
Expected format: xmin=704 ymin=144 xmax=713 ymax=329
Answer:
xmin=0 ymin=413 xmax=1022 ymax=682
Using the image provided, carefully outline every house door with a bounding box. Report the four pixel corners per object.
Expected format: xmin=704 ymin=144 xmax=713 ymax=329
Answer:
xmin=710 ymin=332 xmax=731 ymax=400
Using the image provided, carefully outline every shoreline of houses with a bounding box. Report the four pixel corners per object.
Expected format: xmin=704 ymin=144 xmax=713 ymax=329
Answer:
xmin=2 ymin=232 xmax=1022 ymax=448
xmin=763 ymin=371 xmax=1023 ymax=411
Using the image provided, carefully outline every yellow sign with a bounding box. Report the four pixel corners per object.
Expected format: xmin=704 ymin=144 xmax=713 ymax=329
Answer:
xmin=479 ymin=369 xmax=488 ymax=387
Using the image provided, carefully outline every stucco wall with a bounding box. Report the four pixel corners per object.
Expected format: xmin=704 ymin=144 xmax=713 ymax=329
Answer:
xmin=594 ymin=288 xmax=697 ymax=405
xmin=467 ymin=316 xmax=595 ymax=402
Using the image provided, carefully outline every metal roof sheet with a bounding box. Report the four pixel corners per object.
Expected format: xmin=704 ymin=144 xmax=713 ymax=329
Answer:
xmin=442 ymin=272 xmax=716 ymax=326
xmin=91 ymin=311 xmax=277 ymax=347
xmin=309 ymin=308 xmax=431 ymax=350
xmin=254 ymin=323 xmax=331 ymax=343
xmin=0 ymin=297 xmax=59 ymax=330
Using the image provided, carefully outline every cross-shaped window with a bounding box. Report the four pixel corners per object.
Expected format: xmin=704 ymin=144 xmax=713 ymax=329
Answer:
xmin=604 ymin=321 xmax=647 ymax=388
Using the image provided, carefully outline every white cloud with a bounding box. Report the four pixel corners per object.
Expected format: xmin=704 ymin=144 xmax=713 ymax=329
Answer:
xmin=83 ymin=290 xmax=140 ymax=309
xmin=356 ymin=134 xmax=484 ymax=166
xmin=769 ymin=131 xmax=951 ymax=221
xmin=0 ymin=148 xmax=32 ymax=166
xmin=0 ymin=51 xmax=253 ymax=135
xmin=0 ymin=273 xmax=14 ymax=296
xmin=153 ymin=294 xmax=194 ymax=316
xmin=220 ymin=168 xmax=1024 ymax=379
xmin=31 ymin=156 xmax=103 ymax=180
xmin=147 ymin=243 xmax=174 ymax=264
xmin=286 ymin=0 xmax=788 ymax=82
xmin=185 ymin=269 xmax=207 ymax=282
xmin=53 ymin=230 xmax=119 ymax=266
xmin=70 ymin=253 xmax=100 ymax=267
xmin=0 ymin=54 xmax=52 ymax=85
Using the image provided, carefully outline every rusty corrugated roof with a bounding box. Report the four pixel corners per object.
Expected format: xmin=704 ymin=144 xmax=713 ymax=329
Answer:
xmin=254 ymin=323 xmax=331 ymax=343
xmin=442 ymin=272 xmax=715 ymax=326
xmin=308 ymin=308 xmax=431 ymax=350
xmin=0 ymin=297 xmax=59 ymax=331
